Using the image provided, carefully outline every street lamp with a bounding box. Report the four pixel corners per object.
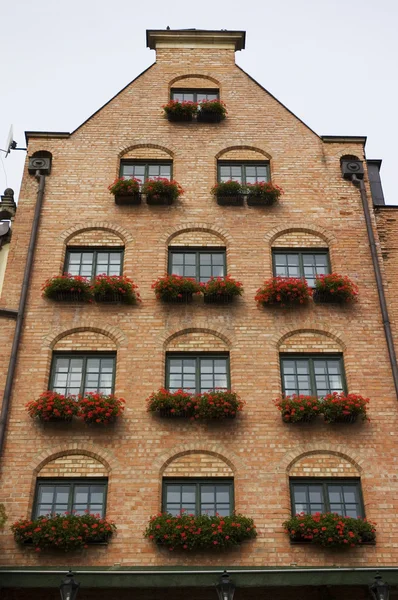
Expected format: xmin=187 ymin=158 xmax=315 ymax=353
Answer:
xmin=59 ymin=571 xmax=80 ymax=600
xmin=369 ymin=573 xmax=390 ymax=600
xmin=215 ymin=570 xmax=236 ymax=600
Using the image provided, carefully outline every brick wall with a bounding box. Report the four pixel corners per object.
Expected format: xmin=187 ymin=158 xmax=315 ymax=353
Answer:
xmin=167 ymin=332 xmax=228 ymax=352
xmin=67 ymin=230 xmax=124 ymax=247
xmin=279 ymin=331 xmax=342 ymax=353
xmin=289 ymin=453 xmax=360 ymax=477
xmin=163 ymin=452 xmax=233 ymax=477
xmin=272 ymin=231 xmax=327 ymax=248
xmin=169 ymin=231 xmax=225 ymax=247
xmin=38 ymin=454 xmax=108 ymax=478
xmin=54 ymin=330 xmax=117 ymax=352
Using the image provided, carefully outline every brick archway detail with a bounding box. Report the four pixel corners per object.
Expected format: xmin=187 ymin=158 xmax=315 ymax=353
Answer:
xmin=30 ymin=445 xmax=115 ymax=475
xmin=161 ymin=223 xmax=232 ymax=246
xmin=43 ymin=322 xmax=127 ymax=349
xmin=61 ymin=222 xmax=133 ymax=245
xmin=280 ymin=445 xmax=366 ymax=475
xmin=162 ymin=326 xmax=234 ymax=350
xmin=118 ymin=143 xmax=174 ymax=159
xmin=169 ymin=73 xmax=220 ymax=87
xmin=155 ymin=444 xmax=243 ymax=476
xmin=215 ymin=144 xmax=272 ymax=160
xmin=274 ymin=326 xmax=347 ymax=351
xmin=265 ymin=223 xmax=336 ymax=247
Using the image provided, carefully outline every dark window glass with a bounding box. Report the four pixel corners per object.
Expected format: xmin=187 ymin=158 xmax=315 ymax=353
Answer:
xmin=163 ymin=479 xmax=233 ymax=516
xmin=273 ymin=250 xmax=329 ymax=287
xmin=218 ymin=162 xmax=269 ymax=185
xmin=291 ymin=480 xmax=363 ymax=518
xmin=120 ymin=161 xmax=171 ymax=187
xmin=169 ymin=248 xmax=226 ymax=282
xmin=34 ymin=479 xmax=107 ymax=518
xmin=171 ymin=89 xmax=219 ymax=103
xmin=51 ymin=354 xmax=115 ymax=396
xmin=281 ymin=355 xmax=345 ymax=397
xmin=167 ymin=354 xmax=229 ymax=393
xmin=65 ymin=248 xmax=123 ymax=278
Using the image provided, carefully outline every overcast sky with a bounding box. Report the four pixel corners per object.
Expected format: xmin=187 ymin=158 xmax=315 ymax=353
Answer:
xmin=1 ymin=0 xmax=397 ymax=203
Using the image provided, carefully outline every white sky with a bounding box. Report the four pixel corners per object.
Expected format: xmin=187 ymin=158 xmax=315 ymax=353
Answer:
xmin=1 ymin=0 xmax=397 ymax=203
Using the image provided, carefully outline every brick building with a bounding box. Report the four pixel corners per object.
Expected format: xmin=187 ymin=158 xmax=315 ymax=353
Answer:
xmin=1 ymin=28 xmax=398 ymax=599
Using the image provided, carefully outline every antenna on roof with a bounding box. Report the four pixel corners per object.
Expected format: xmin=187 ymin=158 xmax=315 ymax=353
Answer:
xmin=0 ymin=125 xmax=27 ymax=158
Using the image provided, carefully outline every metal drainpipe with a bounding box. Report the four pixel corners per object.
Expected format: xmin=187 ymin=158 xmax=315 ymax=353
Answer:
xmin=351 ymin=173 xmax=398 ymax=398
xmin=0 ymin=170 xmax=46 ymax=457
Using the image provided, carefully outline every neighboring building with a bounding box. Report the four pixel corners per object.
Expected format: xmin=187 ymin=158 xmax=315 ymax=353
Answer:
xmin=1 ymin=28 xmax=398 ymax=600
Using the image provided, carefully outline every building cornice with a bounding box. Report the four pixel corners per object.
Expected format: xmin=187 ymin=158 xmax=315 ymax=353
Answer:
xmin=25 ymin=131 xmax=70 ymax=144
xmin=146 ymin=29 xmax=246 ymax=51
xmin=321 ymin=135 xmax=367 ymax=145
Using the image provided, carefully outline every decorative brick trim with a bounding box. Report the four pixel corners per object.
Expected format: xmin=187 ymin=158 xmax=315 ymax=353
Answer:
xmin=169 ymin=73 xmax=220 ymax=87
xmin=160 ymin=222 xmax=233 ymax=246
xmin=30 ymin=446 xmax=114 ymax=475
xmin=265 ymin=223 xmax=337 ymax=247
xmin=162 ymin=326 xmax=234 ymax=350
xmin=215 ymin=144 xmax=272 ymax=160
xmin=274 ymin=325 xmax=347 ymax=351
xmin=281 ymin=446 xmax=366 ymax=475
xmin=118 ymin=143 xmax=174 ymax=159
xmin=154 ymin=444 xmax=244 ymax=476
xmin=61 ymin=222 xmax=134 ymax=245
xmin=43 ymin=322 xmax=127 ymax=349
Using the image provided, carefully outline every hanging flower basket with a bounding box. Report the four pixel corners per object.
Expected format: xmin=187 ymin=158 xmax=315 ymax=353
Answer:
xmin=255 ymin=277 xmax=312 ymax=306
xmin=201 ymin=276 xmax=243 ymax=304
xmin=12 ymin=513 xmax=116 ymax=552
xmin=78 ymin=393 xmax=125 ymax=425
xmin=152 ymin=275 xmax=201 ymax=302
xmin=42 ymin=275 xmax=93 ymax=302
xmin=313 ymin=274 xmax=359 ymax=303
xmin=246 ymin=181 xmax=284 ymax=206
xmin=147 ymin=389 xmax=244 ymax=420
xmin=163 ymin=100 xmax=198 ymax=122
xmin=93 ymin=275 xmax=141 ymax=305
xmin=145 ymin=512 xmax=256 ymax=551
xmin=322 ymin=393 xmax=369 ymax=423
xmin=197 ymin=99 xmax=227 ymax=123
xmin=26 ymin=392 xmax=78 ymax=422
xmin=283 ymin=512 xmax=376 ymax=548
xmin=142 ymin=178 xmax=184 ymax=205
xmin=274 ymin=395 xmax=321 ymax=423
xmin=211 ymin=180 xmax=245 ymax=206
xmin=108 ymin=177 xmax=142 ymax=205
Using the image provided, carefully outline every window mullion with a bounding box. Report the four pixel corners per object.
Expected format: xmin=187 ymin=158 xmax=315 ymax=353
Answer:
xmin=196 ymin=251 xmax=200 ymax=282
xmin=324 ymin=482 xmax=330 ymax=512
xmin=196 ymin=357 xmax=200 ymax=394
xmin=68 ymin=483 xmax=74 ymax=514
xmin=299 ymin=253 xmax=304 ymax=280
xmin=81 ymin=356 xmax=87 ymax=397
xmin=197 ymin=482 xmax=200 ymax=516
xmin=309 ymin=359 xmax=317 ymax=396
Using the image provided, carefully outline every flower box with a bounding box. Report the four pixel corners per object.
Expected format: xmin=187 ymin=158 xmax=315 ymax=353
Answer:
xmin=322 ymin=392 xmax=369 ymax=423
xmin=152 ymin=275 xmax=201 ymax=303
xmin=197 ymin=100 xmax=227 ymax=123
xmin=255 ymin=277 xmax=312 ymax=306
xmin=246 ymin=182 xmax=284 ymax=206
xmin=145 ymin=512 xmax=256 ymax=551
xmin=163 ymin=100 xmax=198 ymax=122
xmin=108 ymin=177 xmax=141 ymax=205
xmin=314 ymin=274 xmax=358 ymax=303
xmin=92 ymin=275 xmax=140 ymax=305
xmin=12 ymin=513 xmax=116 ymax=552
xmin=211 ymin=180 xmax=245 ymax=206
xmin=78 ymin=393 xmax=125 ymax=425
xmin=142 ymin=178 xmax=184 ymax=205
xmin=201 ymin=276 xmax=243 ymax=304
xmin=42 ymin=275 xmax=93 ymax=302
xmin=26 ymin=392 xmax=78 ymax=422
xmin=147 ymin=389 xmax=244 ymax=420
xmin=275 ymin=395 xmax=321 ymax=423
xmin=283 ymin=512 xmax=376 ymax=548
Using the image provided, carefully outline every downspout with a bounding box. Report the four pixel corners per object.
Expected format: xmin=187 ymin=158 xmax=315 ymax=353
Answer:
xmin=350 ymin=173 xmax=398 ymax=398
xmin=0 ymin=170 xmax=47 ymax=456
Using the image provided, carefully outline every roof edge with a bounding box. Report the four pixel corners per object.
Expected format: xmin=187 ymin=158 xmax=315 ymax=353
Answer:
xmin=25 ymin=131 xmax=70 ymax=144
xmin=321 ymin=135 xmax=367 ymax=145
xmin=146 ymin=29 xmax=246 ymax=51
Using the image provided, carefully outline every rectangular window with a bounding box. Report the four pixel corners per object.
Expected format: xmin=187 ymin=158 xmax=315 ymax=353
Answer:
xmin=34 ymin=479 xmax=107 ymax=518
xmin=65 ymin=248 xmax=123 ymax=278
xmin=169 ymin=247 xmax=226 ymax=283
xmin=120 ymin=161 xmax=172 ymax=187
xmin=171 ymin=89 xmax=219 ymax=102
xmin=51 ymin=354 xmax=116 ymax=396
xmin=218 ymin=161 xmax=269 ymax=185
xmin=273 ymin=250 xmax=329 ymax=287
xmin=163 ymin=479 xmax=233 ymax=516
xmin=166 ymin=354 xmax=229 ymax=394
xmin=290 ymin=479 xmax=363 ymax=518
xmin=280 ymin=355 xmax=345 ymax=397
